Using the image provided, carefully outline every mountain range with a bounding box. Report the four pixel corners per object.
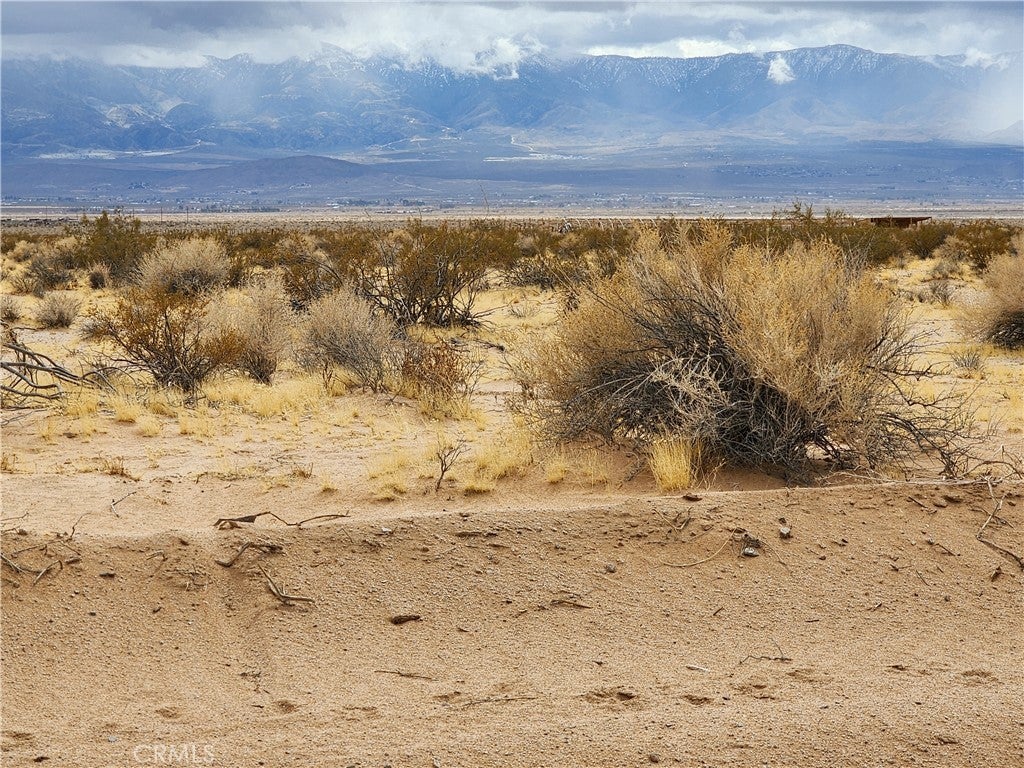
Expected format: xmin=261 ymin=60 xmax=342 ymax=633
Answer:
xmin=2 ymin=45 xmax=1022 ymax=209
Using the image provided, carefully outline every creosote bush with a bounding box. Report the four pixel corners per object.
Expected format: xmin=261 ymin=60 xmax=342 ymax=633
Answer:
xmin=298 ymin=288 xmax=402 ymax=391
xmin=85 ymin=287 xmax=240 ymax=393
xmin=70 ymin=210 xmax=153 ymax=283
xmin=522 ymin=223 xmax=971 ymax=479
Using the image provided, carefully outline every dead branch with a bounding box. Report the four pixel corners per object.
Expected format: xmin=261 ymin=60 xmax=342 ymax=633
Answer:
xmin=740 ymin=641 xmax=792 ymax=664
xmin=977 ymin=478 xmax=1024 ymax=571
xmin=374 ymin=669 xmax=434 ymax=681
xmin=110 ymin=490 xmax=138 ymax=517
xmin=662 ymin=535 xmax=732 ymax=568
xmin=214 ymin=511 xmax=348 ymax=530
xmin=258 ymin=564 xmax=314 ymax=605
xmin=215 ymin=542 xmax=285 ymax=568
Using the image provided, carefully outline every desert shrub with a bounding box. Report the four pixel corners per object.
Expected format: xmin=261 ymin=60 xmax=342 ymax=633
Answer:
xmin=898 ymin=221 xmax=955 ymax=259
xmin=952 ymin=220 xmax=1017 ymax=272
xmin=8 ymin=239 xmax=77 ymax=296
xmin=85 ymin=287 xmax=239 ymax=393
xmin=70 ymin=210 xmax=153 ymax=282
xmin=400 ymin=340 xmax=482 ymax=415
xmin=733 ymin=204 xmax=903 ymax=266
xmin=1 ymin=295 xmax=22 ymax=323
xmin=87 ymin=263 xmax=111 ymax=290
xmin=298 ymin=288 xmax=402 ymax=391
xmin=964 ymin=252 xmax=1024 ymax=349
xmin=928 ymin=255 xmax=965 ymax=282
xmin=275 ymin=233 xmax=343 ymax=308
xmin=35 ymin=293 xmax=82 ymax=328
xmin=208 ymin=274 xmax=294 ymax=383
xmin=349 ymin=220 xmax=495 ymax=326
xmin=135 ymin=237 xmax=229 ymax=295
xmin=522 ymin=229 xmax=971 ymax=479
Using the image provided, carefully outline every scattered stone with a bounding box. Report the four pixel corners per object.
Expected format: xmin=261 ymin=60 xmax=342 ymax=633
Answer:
xmin=648 ymin=753 xmax=662 ymax=763
xmin=741 ymin=547 xmax=760 ymax=558
xmin=779 ymin=526 xmax=792 ymax=539
xmin=390 ymin=614 xmax=421 ymax=625
xmin=604 ymin=562 xmax=617 ymax=574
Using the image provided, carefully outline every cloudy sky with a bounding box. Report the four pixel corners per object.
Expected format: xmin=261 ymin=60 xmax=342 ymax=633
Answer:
xmin=2 ymin=1 xmax=1021 ymax=71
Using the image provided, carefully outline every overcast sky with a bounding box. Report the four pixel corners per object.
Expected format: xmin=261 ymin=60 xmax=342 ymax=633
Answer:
xmin=2 ymin=2 xmax=1022 ymax=71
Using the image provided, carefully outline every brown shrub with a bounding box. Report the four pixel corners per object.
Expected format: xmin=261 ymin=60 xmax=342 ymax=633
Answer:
xmin=208 ymin=274 xmax=295 ymax=383
xmin=85 ymin=287 xmax=238 ymax=393
xmin=964 ymin=249 xmax=1024 ymax=349
xmin=35 ymin=292 xmax=81 ymax=328
xmin=135 ymin=237 xmax=229 ymax=295
xmin=298 ymin=288 xmax=402 ymax=391
xmin=522 ymin=233 xmax=972 ymax=479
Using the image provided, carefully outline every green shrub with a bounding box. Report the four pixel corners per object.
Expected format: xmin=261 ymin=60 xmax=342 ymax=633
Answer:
xmin=70 ymin=210 xmax=153 ymax=283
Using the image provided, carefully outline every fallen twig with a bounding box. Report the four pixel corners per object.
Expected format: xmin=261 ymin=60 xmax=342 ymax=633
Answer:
xmin=258 ymin=564 xmax=314 ymax=605
xmin=977 ymin=479 xmax=1024 ymax=572
xmin=215 ymin=542 xmax=284 ymax=568
xmin=662 ymin=536 xmax=731 ymax=568
xmin=375 ymin=669 xmax=434 ymax=681
xmin=110 ymin=490 xmax=138 ymax=517
xmin=740 ymin=641 xmax=791 ymax=664
xmin=215 ymin=511 xmax=348 ymax=530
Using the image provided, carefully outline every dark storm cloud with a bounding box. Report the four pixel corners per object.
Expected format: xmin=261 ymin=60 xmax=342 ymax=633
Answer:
xmin=2 ymin=2 xmax=1021 ymax=69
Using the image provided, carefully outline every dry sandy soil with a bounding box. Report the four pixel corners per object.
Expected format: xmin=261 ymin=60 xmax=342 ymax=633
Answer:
xmin=2 ymin=246 xmax=1023 ymax=767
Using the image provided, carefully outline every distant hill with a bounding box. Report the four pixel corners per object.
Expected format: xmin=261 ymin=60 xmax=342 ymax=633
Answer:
xmin=2 ymin=45 xmax=1021 ymax=208
xmin=3 ymin=45 xmax=1021 ymax=158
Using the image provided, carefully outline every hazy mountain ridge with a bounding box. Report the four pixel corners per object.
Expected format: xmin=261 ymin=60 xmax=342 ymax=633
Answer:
xmin=3 ymin=45 xmax=1021 ymax=160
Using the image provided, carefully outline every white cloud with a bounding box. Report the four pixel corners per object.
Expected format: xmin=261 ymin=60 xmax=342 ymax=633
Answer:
xmin=767 ymin=55 xmax=795 ymax=84
xmin=1 ymin=1 xmax=1021 ymax=70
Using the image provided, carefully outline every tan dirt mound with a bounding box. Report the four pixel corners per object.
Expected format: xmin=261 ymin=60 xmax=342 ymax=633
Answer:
xmin=2 ymin=482 xmax=1022 ymax=767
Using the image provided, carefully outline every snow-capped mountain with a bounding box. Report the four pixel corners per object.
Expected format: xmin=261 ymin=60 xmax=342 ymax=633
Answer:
xmin=3 ymin=44 xmax=1021 ymax=159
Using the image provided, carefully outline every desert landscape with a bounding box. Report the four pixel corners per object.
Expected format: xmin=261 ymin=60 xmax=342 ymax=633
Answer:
xmin=1 ymin=211 xmax=1022 ymax=767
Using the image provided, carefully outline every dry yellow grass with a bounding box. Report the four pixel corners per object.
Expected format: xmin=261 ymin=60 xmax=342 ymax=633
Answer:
xmin=136 ymin=415 xmax=162 ymax=437
xmin=648 ymin=437 xmax=701 ymax=491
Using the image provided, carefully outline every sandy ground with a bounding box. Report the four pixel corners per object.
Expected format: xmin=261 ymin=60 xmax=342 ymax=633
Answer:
xmin=1 ymin=480 xmax=1022 ymax=767
xmin=2 ymin=251 xmax=1024 ymax=767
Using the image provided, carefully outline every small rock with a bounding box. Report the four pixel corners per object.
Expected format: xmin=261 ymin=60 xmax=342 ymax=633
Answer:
xmin=779 ymin=526 xmax=792 ymax=539
xmin=98 ymin=571 xmax=116 ymax=579
xmin=604 ymin=562 xmax=617 ymax=574
xmin=741 ymin=547 xmax=760 ymax=558
xmin=389 ymin=614 xmax=421 ymax=625
xmin=648 ymin=754 xmax=662 ymax=764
